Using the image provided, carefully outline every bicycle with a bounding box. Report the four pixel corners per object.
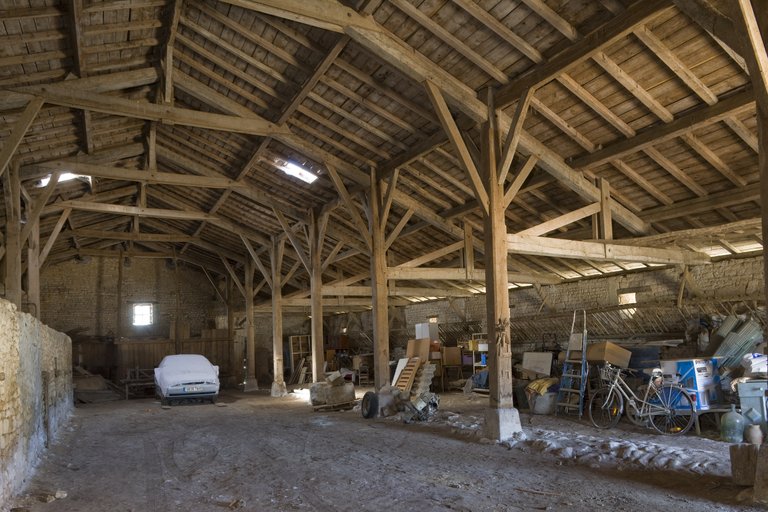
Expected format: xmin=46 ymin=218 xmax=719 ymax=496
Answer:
xmin=588 ymin=363 xmax=696 ymax=435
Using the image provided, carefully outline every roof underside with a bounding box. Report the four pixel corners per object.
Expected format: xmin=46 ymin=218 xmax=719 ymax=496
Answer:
xmin=0 ymin=0 xmax=764 ymax=311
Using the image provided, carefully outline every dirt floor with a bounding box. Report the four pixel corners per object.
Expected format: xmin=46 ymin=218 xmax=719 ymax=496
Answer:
xmin=6 ymin=388 xmax=765 ymax=512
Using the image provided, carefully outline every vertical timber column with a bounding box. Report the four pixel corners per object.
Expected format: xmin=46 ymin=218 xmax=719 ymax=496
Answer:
xmin=370 ymin=169 xmax=390 ymax=388
xmin=227 ymin=276 xmax=235 ymax=377
xmin=244 ymin=260 xmax=257 ymax=390
xmin=309 ymin=211 xmax=325 ymax=382
xmin=116 ymin=253 xmax=123 ymax=341
xmin=27 ymin=218 xmax=40 ymax=317
xmin=482 ymin=93 xmax=521 ymax=439
xmin=270 ymin=237 xmax=287 ymax=396
xmin=3 ymin=160 xmax=21 ymax=308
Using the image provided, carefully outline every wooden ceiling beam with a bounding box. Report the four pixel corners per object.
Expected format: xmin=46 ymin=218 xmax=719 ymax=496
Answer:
xmin=386 ymin=266 xmax=562 ymax=285
xmin=0 ymin=67 xmax=159 ymax=111
xmin=13 ymin=83 xmax=289 ymax=137
xmin=507 ymin=234 xmax=710 ymax=265
xmin=71 ymin=229 xmax=196 ymax=242
xmin=571 ymin=88 xmax=755 ymax=168
xmin=495 ymin=0 xmax=673 ymax=108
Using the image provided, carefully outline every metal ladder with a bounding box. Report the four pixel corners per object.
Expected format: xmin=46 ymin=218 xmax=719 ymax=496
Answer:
xmin=556 ymin=310 xmax=588 ymax=417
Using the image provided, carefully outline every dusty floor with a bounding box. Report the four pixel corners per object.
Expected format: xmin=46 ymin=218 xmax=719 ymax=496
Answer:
xmin=7 ymin=389 xmax=763 ymax=512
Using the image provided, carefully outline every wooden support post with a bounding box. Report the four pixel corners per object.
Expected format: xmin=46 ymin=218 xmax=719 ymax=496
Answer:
xmin=173 ymin=255 xmax=181 ymax=353
xmin=370 ymin=168 xmax=390 ymax=389
xmin=270 ymin=237 xmax=287 ymax=396
xmin=26 ymin=217 xmax=40 ymax=317
xmin=116 ymin=253 xmax=123 ymax=341
xmin=226 ymin=275 xmax=236 ymax=378
xmin=464 ymin=222 xmax=474 ymax=279
xmin=244 ymin=260 xmax=256 ymax=389
xmin=3 ymin=160 xmax=22 ymax=308
xmin=309 ymin=210 xmax=327 ymax=383
xmin=599 ymin=177 xmax=613 ymax=240
xmin=482 ymin=96 xmax=515 ymax=411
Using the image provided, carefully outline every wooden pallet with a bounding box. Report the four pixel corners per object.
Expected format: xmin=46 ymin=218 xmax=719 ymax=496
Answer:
xmin=394 ymin=357 xmax=421 ymax=394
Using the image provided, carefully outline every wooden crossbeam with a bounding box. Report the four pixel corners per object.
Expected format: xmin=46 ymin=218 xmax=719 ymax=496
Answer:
xmin=386 ymin=266 xmax=562 ymax=284
xmin=515 ymin=203 xmax=601 ymax=237
xmin=423 ymin=80 xmax=489 ymax=215
xmin=54 ymin=200 xmax=216 ymax=220
xmin=16 ymin=84 xmax=289 ymax=137
xmin=71 ymin=229 xmax=195 ymax=242
xmin=273 ymin=208 xmax=311 ymax=273
xmin=0 ymin=97 xmax=45 ymax=178
xmin=507 ymin=234 xmax=711 ymax=265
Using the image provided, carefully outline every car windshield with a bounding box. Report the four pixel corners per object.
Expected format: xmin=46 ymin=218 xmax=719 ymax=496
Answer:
xmin=160 ymin=355 xmax=212 ymax=371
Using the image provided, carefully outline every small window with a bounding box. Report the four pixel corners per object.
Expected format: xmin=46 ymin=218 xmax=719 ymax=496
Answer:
xmin=618 ymin=292 xmax=637 ymax=319
xmin=133 ymin=303 xmax=153 ymax=326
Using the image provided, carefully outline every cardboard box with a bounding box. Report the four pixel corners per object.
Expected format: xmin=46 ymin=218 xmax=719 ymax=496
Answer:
xmin=522 ymin=352 xmax=552 ymax=377
xmin=442 ymin=347 xmax=462 ymax=366
xmin=406 ymin=338 xmax=430 ymax=362
xmin=558 ymin=341 xmax=631 ymax=368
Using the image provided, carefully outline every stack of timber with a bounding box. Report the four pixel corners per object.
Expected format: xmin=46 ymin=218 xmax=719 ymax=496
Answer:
xmin=288 ymin=357 xmax=309 ymax=385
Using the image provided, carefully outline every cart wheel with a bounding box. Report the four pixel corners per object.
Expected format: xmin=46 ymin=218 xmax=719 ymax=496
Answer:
xmin=361 ymin=391 xmax=378 ymax=419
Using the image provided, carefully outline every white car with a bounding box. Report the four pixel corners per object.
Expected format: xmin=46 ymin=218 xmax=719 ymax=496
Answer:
xmin=154 ymin=354 xmax=220 ymax=404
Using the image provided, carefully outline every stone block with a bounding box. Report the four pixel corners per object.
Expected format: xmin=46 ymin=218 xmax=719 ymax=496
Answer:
xmin=309 ymin=382 xmax=355 ymax=405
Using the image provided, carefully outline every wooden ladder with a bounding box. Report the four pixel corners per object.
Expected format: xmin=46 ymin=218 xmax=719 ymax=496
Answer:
xmin=394 ymin=357 xmax=421 ymax=393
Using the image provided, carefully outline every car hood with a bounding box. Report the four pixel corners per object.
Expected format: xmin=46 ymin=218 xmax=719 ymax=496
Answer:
xmin=155 ymin=369 xmax=219 ymax=388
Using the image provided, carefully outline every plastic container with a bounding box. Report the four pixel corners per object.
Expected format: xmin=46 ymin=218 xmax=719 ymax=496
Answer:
xmin=721 ymin=404 xmax=746 ymax=443
xmin=532 ymin=392 xmax=557 ymax=415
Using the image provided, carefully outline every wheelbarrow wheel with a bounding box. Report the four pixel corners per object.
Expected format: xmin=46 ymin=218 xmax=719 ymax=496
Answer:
xmin=361 ymin=391 xmax=378 ymax=419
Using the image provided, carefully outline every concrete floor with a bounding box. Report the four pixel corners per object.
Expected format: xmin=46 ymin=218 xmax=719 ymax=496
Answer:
xmin=7 ymin=390 xmax=762 ymax=512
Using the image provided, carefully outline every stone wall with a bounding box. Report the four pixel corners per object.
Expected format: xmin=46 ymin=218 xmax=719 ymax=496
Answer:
xmin=0 ymin=300 xmax=73 ymax=507
xmin=41 ymin=257 xmax=225 ymax=339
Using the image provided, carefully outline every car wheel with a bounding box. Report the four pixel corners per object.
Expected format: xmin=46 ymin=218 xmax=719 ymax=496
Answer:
xmin=210 ymin=396 xmax=217 ymax=405
xmin=161 ymin=396 xmax=170 ymax=406
xmin=361 ymin=391 xmax=378 ymax=419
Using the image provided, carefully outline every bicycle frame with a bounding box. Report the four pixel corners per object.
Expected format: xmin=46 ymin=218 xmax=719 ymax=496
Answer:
xmin=600 ymin=367 xmax=669 ymax=420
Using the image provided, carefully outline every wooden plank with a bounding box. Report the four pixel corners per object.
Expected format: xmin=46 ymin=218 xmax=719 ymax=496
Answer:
xmin=498 ymin=88 xmax=534 ymax=185
xmin=386 ymin=267 xmax=561 ymax=284
xmin=241 ymin=235 xmax=273 ymax=290
xmin=633 ymin=26 xmax=717 ymax=106
xmin=682 ymin=133 xmax=748 ymax=187
xmin=35 ymin=160 xmax=240 ymax=188
xmin=326 ymin=164 xmax=372 ymax=251
xmin=516 ymin=203 xmax=601 ymax=237
xmin=503 ymin=155 xmax=538 ymax=208
xmin=19 ymin=85 xmax=289 ymax=137
xmin=496 ymin=0 xmax=673 ymax=107
xmin=643 ymin=147 xmax=707 ymax=197
xmin=39 ymin=209 xmax=70 ymax=265
xmin=220 ymin=255 xmax=246 ymax=299
xmin=54 ymin=200 xmax=217 ymax=220
xmin=272 ymin=208 xmax=311 ymax=273
xmin=390 ymin=0 xmax=507 ymax=83
xmin=423 ymin=80 xmax=489 ymax=215
xmin=395 ymin=241 xmax=463 ymax=268
xmin=384 ymin=208 xmax=414 ymax=251
xmin=0 ymin=97 xmax=45 ymax=178
xmin=571 ymin=89 xmax=755 ymax=169
xmin=506 ymin=234 xmax=711 ymax=265
xmin=599 ymin=178 xmax=613 ymax=240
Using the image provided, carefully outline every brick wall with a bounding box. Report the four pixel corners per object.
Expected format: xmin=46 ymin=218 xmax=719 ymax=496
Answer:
xmin=41 ymin=257 xmax=225 ymax=339
xmin=0 ymin=300 xmax=72 ymax=506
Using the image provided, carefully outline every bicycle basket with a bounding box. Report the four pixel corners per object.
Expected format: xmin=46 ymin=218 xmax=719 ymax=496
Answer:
xmin=599 ymin=364 xmax=619 ymax=382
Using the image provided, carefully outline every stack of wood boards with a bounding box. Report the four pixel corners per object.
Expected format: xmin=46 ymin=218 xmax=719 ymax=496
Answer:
xmin=394 ymin=357 xmax=421 ymax=393
xmin=288 ymin=357 xmax=310 ymax=385
xmin=411 ymin=363 xmax=436 ymax=397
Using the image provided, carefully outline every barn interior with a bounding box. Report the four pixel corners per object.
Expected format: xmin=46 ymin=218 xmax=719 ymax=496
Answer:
xmin=1 ymin=0 xmax=768 ymax=510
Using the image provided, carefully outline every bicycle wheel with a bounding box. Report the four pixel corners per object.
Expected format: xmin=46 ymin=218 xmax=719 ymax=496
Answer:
xmin=647 ymin=385 xmax=695 ymax=435
xmin=588 ymin=387 xmax=623 ymax=429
